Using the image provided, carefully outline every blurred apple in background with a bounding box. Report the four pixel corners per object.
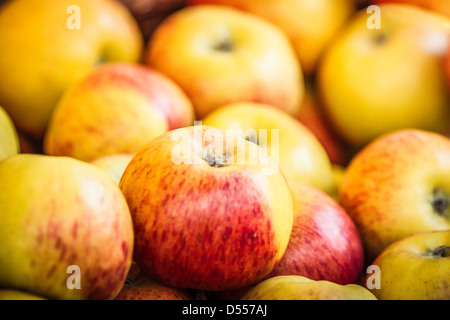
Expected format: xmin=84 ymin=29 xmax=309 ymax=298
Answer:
xmin=241 ymin=275 xmax=377 ymax=300
xmin=189 ymin=0 xmax=356 ymax=76
xmin=91 ymin=153 xmax=135 ymax=185
xmin=0 ymin=154 xmax=134 ymax=300
xmin=119 ymin=0 xmax=187 ymax=41
xmin=119 ymin=125 xmax=293 ymax=291
xmin=203 ymin=102 xmax=335 ymax=195
xmin=366 ymin=230 xmax=450 ymax=300
xmin=0 ymin=106 xmax=20 ymax=161
xmin=115 ymin=262 xmax=192 ymax=300
xmin=340 ymin=129 xmax=450 ymax=263
xmin=44 ymin=62 xmax=195 ymax=162
xmin=371 ymin=0 xmax=450 ymax=18
xmin=145 ymin=5 xmax=304 ymax=119
xmin=268 ymin=183 xmax=364 ymax=285
xmin=317 ymin=4 xmax=450 ymax=149
xmin=0 ymin=0 xmax=143 ymax=140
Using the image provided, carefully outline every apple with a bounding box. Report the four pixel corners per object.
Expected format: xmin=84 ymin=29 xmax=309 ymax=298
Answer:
xmin=0 ymin=290 xmax=46 ymax=300
xmin=145 ymin=5 xmax=304 ymax=119
xmin=241 ymin=275 xmax=377 ymax=300
xmin=446 ymin=41 xmax=450 ymax=91
xmin=268 ymin=183 xmax=364 ymax=285
xmin=339 ymin=129 xmax=450 ymax=263
xmin=317 ymin=4 xmax=450 ymax=148
xmin=44 ymin=62 xmax=195 ymax=162
xmin=188 ymin=0 xmax=356 ymax=76
xmin=115 ymin=262 xmax=192 ymax=300
xmin=366 ymin=230 xmax=450 ymax=300
xmin=119 ymin=125 xmax=294 ymax=291
xmin=0 ymin=0 xmax=143 ymax=139
xmin=203 ymin=102 xmax=335 ymax=195
xmin=0 ymin=106 xmax=20 ymax=161
xmin=371 ymin=0 xmax=450 ymax=18
xmin=0 ymin=154 xmax=134 ymax=300
xmin=91 ymin=153 xmax=135 ymax=186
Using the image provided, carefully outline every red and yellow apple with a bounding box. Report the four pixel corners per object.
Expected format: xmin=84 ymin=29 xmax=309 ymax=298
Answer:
xmin=317 ymin=4 xmax=450 ymax=148
xmin=119 ymin=125 xmax=294 ymax=291
xmin=0 ymin=0 xmax=143 ymax=139
xmin=372 ymin=0 xmax=450 ymax=18
xmin=340 ymin=129 xmax=450 ymax=263
xmin=0 ymin=154 xmax=134 ymax=300
xmin=145 ymin=5 xmax=304 ymax=119
xmin=268 ymin=183 xmax=364 ymax=285
xmin=189 ymin=0 xmax=356 ymax=76
xmin=44 ymin=62 xmax=195 ymax=162
xmin=203 ymin=102 xmax=335 ymax=195
xmin=241 ymin=275 xmax=377 ymax=300
xmin=366 ymin=230 xmax=450 ymax=300
xmin=0 ymin=106 xmax=20 ymax=161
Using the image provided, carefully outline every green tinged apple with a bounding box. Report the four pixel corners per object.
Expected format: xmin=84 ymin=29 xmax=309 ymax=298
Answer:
xmin=0 ymin=154 xmax=134 ymax=300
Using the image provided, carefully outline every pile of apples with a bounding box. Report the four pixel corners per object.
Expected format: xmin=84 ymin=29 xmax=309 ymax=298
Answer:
xmin=0 ymin=0 xmax=449 ymax=301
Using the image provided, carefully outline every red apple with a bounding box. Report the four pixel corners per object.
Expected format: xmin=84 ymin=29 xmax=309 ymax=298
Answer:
xmin=268 ymin=183 xmax=364 ymax=285
xmin=119 ymin=125 xmax=294 ymax=291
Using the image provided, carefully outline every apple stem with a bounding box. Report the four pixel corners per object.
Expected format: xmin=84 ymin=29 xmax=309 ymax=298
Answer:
xmin=431 ymin=188 xmax=449 ymax=218
xmin=214 ymin=38 xmax=234 ymax=52
xmin=430 ymin=246 xmax=450 ymax=258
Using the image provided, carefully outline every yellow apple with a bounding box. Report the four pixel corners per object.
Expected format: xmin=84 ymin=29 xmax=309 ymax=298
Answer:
xmin=44 ymin=62 xmax=195 ymax=162
xmin=340 ymin=129 xmax=450 ymax=263
xmin=202 ymin=102 xmax=335 ymax=195
xmin=0 ymin=290 xmax=46 ymax=300
xmin=189 ymin=0 xmax=356 ymax=76
xmin=241 ymin=275 xmax=377 ymax=300
xmin=0 ymin=154 xmax=134 ymax=300
xmin=91 ymin=153 xmax=135 ymax=186
xmin=119 ymin=125 xmax=294 ymax=291
xmin=317 ymin=4 xmax=450 ymax=148
xmin=145 ymin=5 xmax=304 ymax=119
xmin=0 ymin=0 xmax=143 ymax=139
xmin=372 ymin=0 xmax=450 ymax=18
xmin=0 ymin=106 xmax=20 ymax=161
xmin=366 ymin=230 xmax=450 ymax=300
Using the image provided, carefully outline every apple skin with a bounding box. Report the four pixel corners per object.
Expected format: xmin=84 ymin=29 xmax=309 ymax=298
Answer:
xmin=145 ymin=5 xmax=304 ymax=119
xmin=91 ymin=153 xmax=135 ymax=186
xmin=0 ymin=154 xmax=134 ymax=300
xmin=317 ymin=4 xmax=450 ymax=148
xmin=119 ymin=125 xmax=294 ymax=291
xmin=0 ymin=290 xmax=46 ymax=300
xmin=339 ymin=129 xmax=450 ymax=263
xmin=203 ymin=102 xmax=335 ymax=195
xmin=371 ymin=0 xmax=450 ymax=18
xmin=366 ymin=230 xmax=450 ymax=300
xmin=115 ymin=262 xmax=192 ymax=300
xmin=268 ymin=183 xmax=364 ymax=285
xmin=446 ymin=42 xmax=450 ymax=91
xmin=241 ymin=275 xmax=377 ymax=300
xmin=0 ymin=106 xmax=20 ymax=161
xmin=188 ymin=0 xmax=355 ymax=76
xmin=44 ymin=62 xmax=195 ymax=162
xmin=0 ymin=0 xmax=143 ymax=139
